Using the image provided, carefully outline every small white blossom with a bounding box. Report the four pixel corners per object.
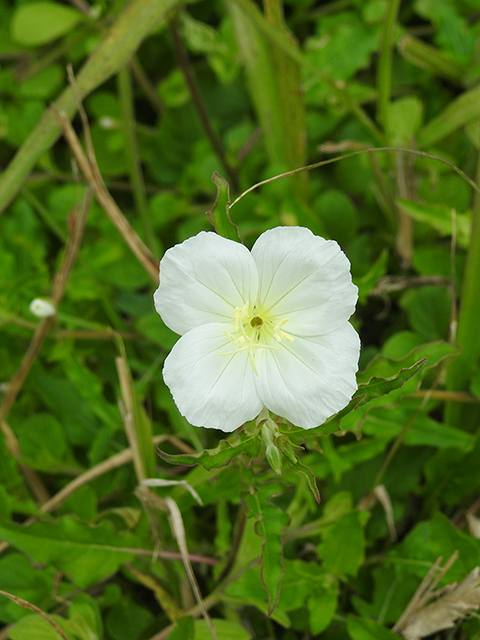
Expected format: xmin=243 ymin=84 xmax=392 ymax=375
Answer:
xmin=29 ymin=298 xmax=57 ymax=318
xmin=154 ymin=227 xmax=360 ymax=432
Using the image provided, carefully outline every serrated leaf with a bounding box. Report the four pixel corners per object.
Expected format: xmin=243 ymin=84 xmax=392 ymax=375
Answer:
xmin=355 ymin=358 xmax=427 ymax=407
xmin=156 ymin=434 xmax=261 ymax=470
xmin=206 ymin=172 xmax=240 ymax=241
xmin=286 ymin=458 xmax=320 ymax=504
xmin=0 ymin=516 xmax=144 ymax=588
xmin=241 ymin=482 xmax=290 ymax=614
xmin=288 ymin=357 xmax=428 ymax=441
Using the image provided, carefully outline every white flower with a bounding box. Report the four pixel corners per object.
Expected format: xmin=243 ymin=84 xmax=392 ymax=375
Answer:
xmin=154 ymin=227 xmax=360 ymax=432
xmin=29 ymin=298 xmax=57 ymax=318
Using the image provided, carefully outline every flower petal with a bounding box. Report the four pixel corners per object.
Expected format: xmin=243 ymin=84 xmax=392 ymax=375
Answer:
xmin=155 ymin=231 xmax=258 ymax=335
xmin=255 ymin=322 xmax=360 ymax=428
xmin=252 ymin=227 xmax=357 ymax=335
xmin=163 ymin=323 xmax=263 ymax=431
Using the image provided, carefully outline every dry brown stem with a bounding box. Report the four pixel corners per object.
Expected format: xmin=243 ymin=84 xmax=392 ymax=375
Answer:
xmin=53 ymin=101 xmax=159 ymax=283
xmin=394 ymin=553 xmax=480 ymax=640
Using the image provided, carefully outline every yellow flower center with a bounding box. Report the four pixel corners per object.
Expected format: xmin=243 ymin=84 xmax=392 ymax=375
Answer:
xmin=220 ymin=303 xmax=294 ymax=375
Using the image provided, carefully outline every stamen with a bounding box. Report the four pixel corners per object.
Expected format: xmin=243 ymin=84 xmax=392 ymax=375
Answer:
xmin=219 ymin=304 xmax=294 ymax=375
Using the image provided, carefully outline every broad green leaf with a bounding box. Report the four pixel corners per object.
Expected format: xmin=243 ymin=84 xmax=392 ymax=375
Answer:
xmin=105 ymin=593 xmax=154 ymax=640
xmin=8 ymin=616 xmax=65 ymax=640
xmin=386 ymin=97 xmax=424 ymax=146
xmin=0 ymin=553 xmax=56 ymax=623
xmin=169 ymin=616 xmax=195 ymax=640
xmin=0 ymin=516 xmax=143 ymax=588
xmin=241 ymin=482 xmax=290 ymax=614
xmin=347 ymin=615 xmax=399 ymax=640
xmin=400 ymin=287 xmax=451 ymax=341
xmin=308 ymin=579 xmax=339 ymax=634
xmin=319 ymin=510 xmax=369 ymax=577
xmin=305 ymin=12 xmax=380 ymax=81
xmin=394 ymin=512 xmax=480 ymax=582
xmin=11 ymin=2 xmax=83 ymax=46
xmin=194 ymin=618 xmax=251 ymax=640
xmin=156 ymin=435 xmax=261 ymax=470
xmin=398 ymin=199 xmax=470 ymax=248
xmin=364 ymin=406 xmax=474 ymax=450
xmin=65 ymin=595 xmax=102 ymax=640
xmin=14 ymin=413 xmax=81 ymax=474
xmin=313 ymin=189 xmax=358 ymax=245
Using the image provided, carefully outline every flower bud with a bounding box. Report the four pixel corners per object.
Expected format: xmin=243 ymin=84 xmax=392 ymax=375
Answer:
xmin=29 ymin=298 xmax=56 ymax=318
xmin=265 ymin=442 xmax=283 ymax=475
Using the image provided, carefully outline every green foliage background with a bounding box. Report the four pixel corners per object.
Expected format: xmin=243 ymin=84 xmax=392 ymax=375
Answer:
xmin=1 ymin=0 xmax=480 ymax=639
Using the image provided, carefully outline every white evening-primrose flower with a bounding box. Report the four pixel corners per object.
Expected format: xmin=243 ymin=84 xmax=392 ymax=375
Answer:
xmin=29 ymin=298 xmax=57 ymax=318
xmin=154 ymin=226 xmax=360 ymax=432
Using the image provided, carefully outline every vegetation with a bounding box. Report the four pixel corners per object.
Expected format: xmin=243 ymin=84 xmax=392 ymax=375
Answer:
xmin=1 ymin=0 xmax=480 ymax=639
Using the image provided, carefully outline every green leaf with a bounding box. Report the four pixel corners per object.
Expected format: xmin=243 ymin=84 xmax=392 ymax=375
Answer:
xmin=11 ymin=2 xmax=84 ymax=46
xmin=397 ymin=199 xmax=470 ymax=248
xmin=156 ymin=434 xmax=261 ymax=470
xmin=286 ymin=457 xmax=320 ymax=504
xmin=347 ymin=615 xmax=399 ymax=640
xmin=307 ymin=579 xmax=339 ymax=634
xmin=194 ymin=618 xmax=251 ymax=640
xmin=386 ymin=97 xmax=424 ymax=146
xmin=169 ymin=616 xmax=195 ymax=640
xmin=319 ymin=510 xmax=369 ymax=577
xmin=8 ymin=616 xmax=65 ymax=640
xmin=0 ymin=516 xmax=143 ymax=588
xmin=394 ymin=512 xmax=480 ymax=582
xmin=14 ymin=413 xmax=81 ymax=474
xmin=364 ymin=405 xmax=474 ymax=450
xmin=241 ymin=482 xmax=290 ymax=614
xmin=355 ymin=358 xmax=427 ymax=406
xmin=0 ymin=553 xmax=56 ymax=624
xmin=206 ymin=172 xmax=240 ymax=241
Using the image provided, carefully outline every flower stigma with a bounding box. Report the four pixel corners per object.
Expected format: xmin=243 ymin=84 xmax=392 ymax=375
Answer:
xmin=220 ymin=303 xmax=294 ymax=376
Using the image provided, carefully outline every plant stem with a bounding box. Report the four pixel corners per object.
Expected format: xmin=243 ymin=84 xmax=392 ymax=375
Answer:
xmin=169 ymin=13 xmax=240 ymax=192
xmin=377 ymin=0 xmax=401 ymax=132
xmin=117 ymin=65 xmax=157 ymax=253
xmin=445 ymin=140 xmax=480 ymax=426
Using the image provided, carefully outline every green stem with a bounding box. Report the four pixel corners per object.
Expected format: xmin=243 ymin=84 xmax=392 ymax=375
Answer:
xmin=445 ymin=143 xmax=480 ymax=426
xmin=117 ymin=65 xmax=157 ymax=253
xmin=377 ymin=0 xmax=401 ymax=132
xmin=21 ymin=188 xmax=67 ymax=242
